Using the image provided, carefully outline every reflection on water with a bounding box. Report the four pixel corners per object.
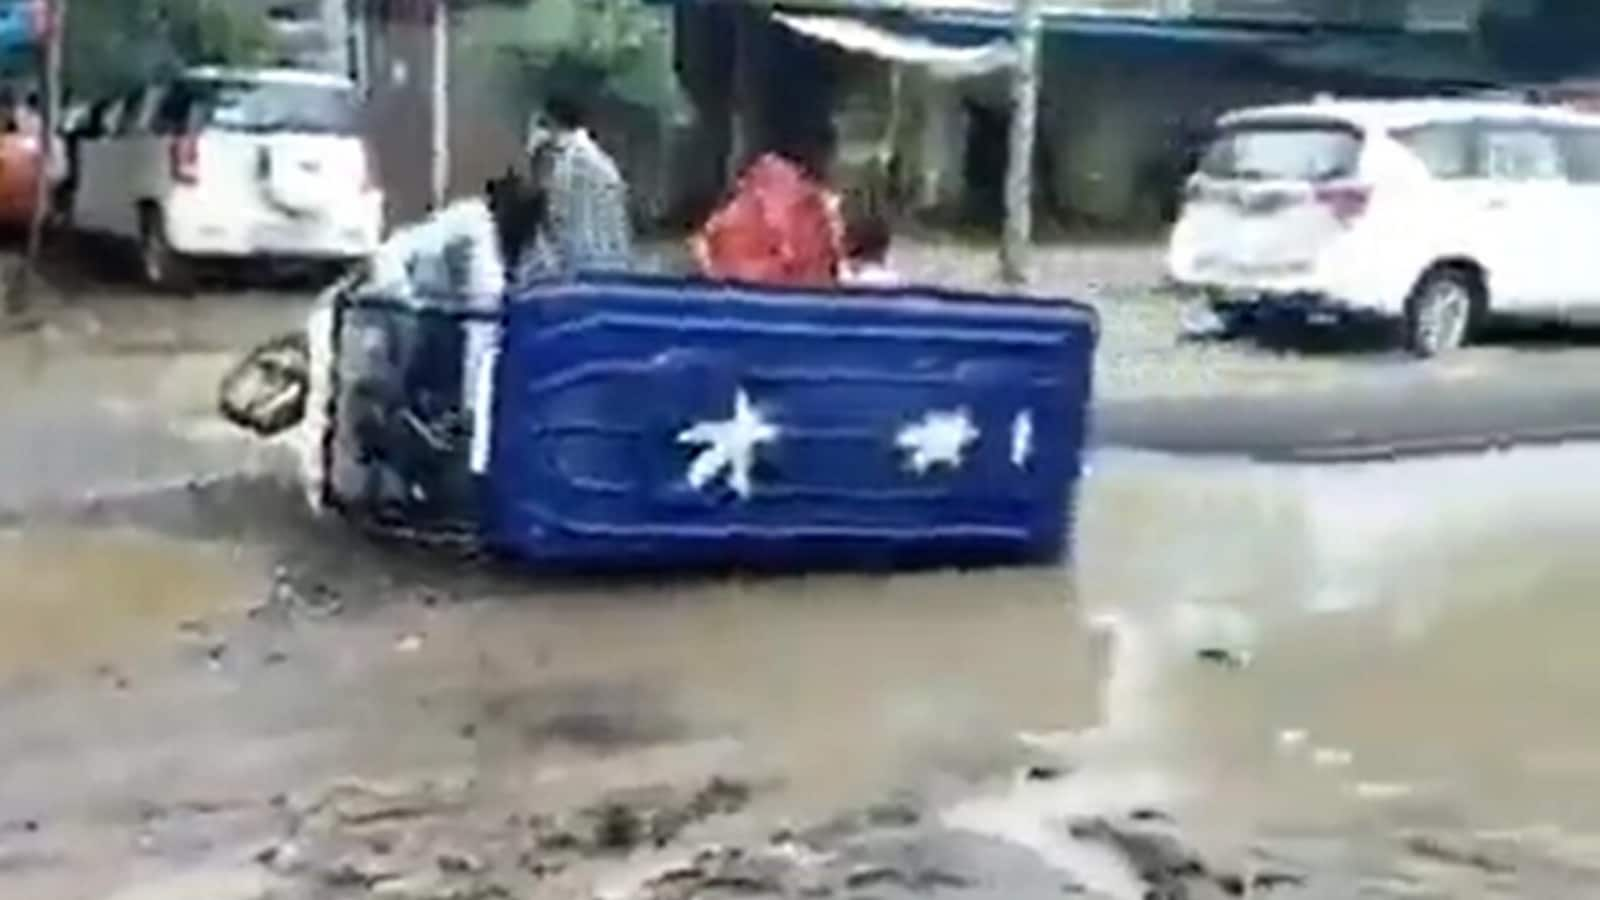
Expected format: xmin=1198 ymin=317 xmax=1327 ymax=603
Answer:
xmin=954 ymin=443 xmax=1600 ymax=894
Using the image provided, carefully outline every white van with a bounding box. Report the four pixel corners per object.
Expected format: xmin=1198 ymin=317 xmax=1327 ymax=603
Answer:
xmin=1167 ymin=97 xmax=1600 ymax=356
xmin=71 ymin=67 xmax=384 ymax=288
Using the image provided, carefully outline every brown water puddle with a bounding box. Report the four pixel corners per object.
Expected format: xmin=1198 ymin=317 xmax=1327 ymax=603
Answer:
xmin=0 ymin=535 xmax=1101 ymax=899
xmin=395 ymin=568 xmax=1103 ymax=821
xmin=0 ymin=528 xmax=255 ymax=679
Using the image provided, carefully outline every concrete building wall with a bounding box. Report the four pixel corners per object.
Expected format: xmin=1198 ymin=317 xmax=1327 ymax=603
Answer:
xmin=817 ymin=47 xmax=1274 ymax=230
xmin=1027 ymin=52 xmax=1266 ymax=227
xmin=897 ymin=73 xmax=970 ymax=216
xmin=359 ymin=4 xmax=527 ymax=224
xmin=357 ymin=4 xmax=438 ymax=224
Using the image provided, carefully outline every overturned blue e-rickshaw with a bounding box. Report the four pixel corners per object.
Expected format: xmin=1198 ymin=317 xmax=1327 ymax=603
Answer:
xmin=317 ymin=273 xmax=1096 ymax=571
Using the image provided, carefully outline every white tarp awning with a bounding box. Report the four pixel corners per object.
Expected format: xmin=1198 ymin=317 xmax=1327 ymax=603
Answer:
xmin=774 ymin=13 xmax=1016 ymax=78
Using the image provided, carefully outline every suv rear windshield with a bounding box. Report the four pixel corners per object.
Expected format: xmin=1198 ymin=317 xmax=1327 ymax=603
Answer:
xmin=158 ymin=78 xmax=360 ymax=135
xmin=1554 ymin=126 xmax=1600 ymax=183
xmin=1199 ymin=121 xmax=1363 ymax=182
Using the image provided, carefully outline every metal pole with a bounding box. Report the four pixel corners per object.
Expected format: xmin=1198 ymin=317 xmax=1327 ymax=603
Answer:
xmin=348 ymin=0 xmax=368 ymax=91
xmin=429 ymin=0 xmax=449 ymax=210
xmin=323 ymin=0 xmax=351 ymax=77
xmin=7 ymin=0 xmax=64 ymax=319
xmin=1000 ymin=0 xmax=1040 ymax=286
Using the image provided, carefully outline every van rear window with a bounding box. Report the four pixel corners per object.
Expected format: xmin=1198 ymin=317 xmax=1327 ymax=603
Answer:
xmin=161 ymin=78 xmax=361 ymax=136
xmin=1199 ymin=122 xmax=1362 ymax=182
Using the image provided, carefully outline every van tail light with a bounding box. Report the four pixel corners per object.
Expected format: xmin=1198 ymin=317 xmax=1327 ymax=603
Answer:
xmin=169 ymin=135 xmax=199 ymax=185
xmin=1315 ymin=183 xmax=1371 ymax=224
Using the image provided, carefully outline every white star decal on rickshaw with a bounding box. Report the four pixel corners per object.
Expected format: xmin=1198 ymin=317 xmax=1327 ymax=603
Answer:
xmin=1011 ymin=410 xmax=1035 ymax=469
xmin=678 ymin=389 xmax=779 ymax=499
xmin=897 ymin=408 xmax=979 ymax=475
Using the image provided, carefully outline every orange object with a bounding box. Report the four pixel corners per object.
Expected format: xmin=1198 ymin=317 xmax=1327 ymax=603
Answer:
xmin=0 ymin=129 xmax=42 ymax=229
xmin=692 ymin=153 xmax=844 ymax=287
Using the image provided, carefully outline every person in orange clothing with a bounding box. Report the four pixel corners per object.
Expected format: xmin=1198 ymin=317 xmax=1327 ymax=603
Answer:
xmin=690 ymin=129 xmax=846 ymax=287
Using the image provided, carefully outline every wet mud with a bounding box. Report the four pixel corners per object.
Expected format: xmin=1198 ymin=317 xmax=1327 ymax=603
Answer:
xmin=9 ymin=285 xmax=1600 ymax=897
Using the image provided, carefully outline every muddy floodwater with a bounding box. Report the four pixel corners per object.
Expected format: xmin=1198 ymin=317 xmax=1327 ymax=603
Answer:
xmin=956 ymin=442 xmax=1600 ymax=897
xmin=5 ymin=394 xmax=1600 ymax=896
xmin=0 ymin=490 xmax=1098 ymax=896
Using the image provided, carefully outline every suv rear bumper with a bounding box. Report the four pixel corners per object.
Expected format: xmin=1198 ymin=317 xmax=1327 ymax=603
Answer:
xmin=1215 ymin=293 xmax=1392 ymax=328
xmin=170 ymin=222 xmax=380 ymax=261
xmin=1166 ymin=280 xmax=1397 ymax=327
xmin=165 ymin=193 xmax=384 ymax=262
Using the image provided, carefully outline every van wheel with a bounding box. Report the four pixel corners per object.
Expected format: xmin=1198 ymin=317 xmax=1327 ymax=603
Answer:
xmin=138 ymin=207 xmax=192 ymax=292
xmin=1404 ymin=268 xmax=1480 ymax=358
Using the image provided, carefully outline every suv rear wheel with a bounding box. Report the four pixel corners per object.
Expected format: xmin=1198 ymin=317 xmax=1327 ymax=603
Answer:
xmin=138 ymin=206 xmax=193 ymax=292
xmin=1404 ymin=268 xmax=1481 ymax=358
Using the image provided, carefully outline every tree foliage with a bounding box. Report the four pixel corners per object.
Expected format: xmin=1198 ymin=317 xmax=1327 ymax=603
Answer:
xmin=64 ymin=0 xmax=271 ymax=98
xmin=461 ymin=0 xmax=685 ymax=119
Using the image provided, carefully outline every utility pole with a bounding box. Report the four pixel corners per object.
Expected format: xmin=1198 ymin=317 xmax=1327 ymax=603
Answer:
xmin=348 ymin=0 xmax=369 ymax=90
xmin=6 ymin=0 xmax=64 ymax=321
xmin=428 ymin=0 xmax=449 ymax=210
xmin=1000 ymin=0 xmax=1040 ymax=286
xmin=322 ymin=0 xmax=351 ymax=78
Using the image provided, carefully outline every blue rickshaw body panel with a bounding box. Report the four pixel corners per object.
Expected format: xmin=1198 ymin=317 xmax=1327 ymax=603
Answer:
xmin=482 ymin=275 xmax=1097 ymax=569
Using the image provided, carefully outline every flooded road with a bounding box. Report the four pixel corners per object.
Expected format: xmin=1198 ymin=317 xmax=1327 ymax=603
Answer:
xmin=8 ymin=296 xmax=1600 ymax=896
xmin=0 ymin=502 xmax=1097 ymax=897
xmin=9 ymin=438 xmax=1600 ymax=896
xmin=0 ymin=529 xmax=250 ymax=679
xmin=953 ymin=443 xmax=1600 ymax=897
xmin=0 ymin=292 xmax=305 ymax=510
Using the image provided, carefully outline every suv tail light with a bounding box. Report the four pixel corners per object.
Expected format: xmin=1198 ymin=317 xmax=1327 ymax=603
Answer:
xmin=169 ymin=135 xmax=199 ymax=185
xmin=1315 ymin=183 xmax=1371 ymax=224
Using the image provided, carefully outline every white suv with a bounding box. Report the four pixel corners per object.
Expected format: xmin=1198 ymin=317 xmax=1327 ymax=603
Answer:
xmin=70 ymin=67 xmax=384 ymax=288
xmin=1167 ymin=97 xmax=1600 ymax=356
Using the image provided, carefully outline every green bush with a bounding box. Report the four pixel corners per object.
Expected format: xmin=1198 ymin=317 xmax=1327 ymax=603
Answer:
xmin=462 ymin=0 xmax=686 ymax=119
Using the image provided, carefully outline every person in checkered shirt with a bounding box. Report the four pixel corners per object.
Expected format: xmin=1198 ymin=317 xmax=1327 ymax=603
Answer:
xmin=517 ymin=95 xmax=633 ymax=282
